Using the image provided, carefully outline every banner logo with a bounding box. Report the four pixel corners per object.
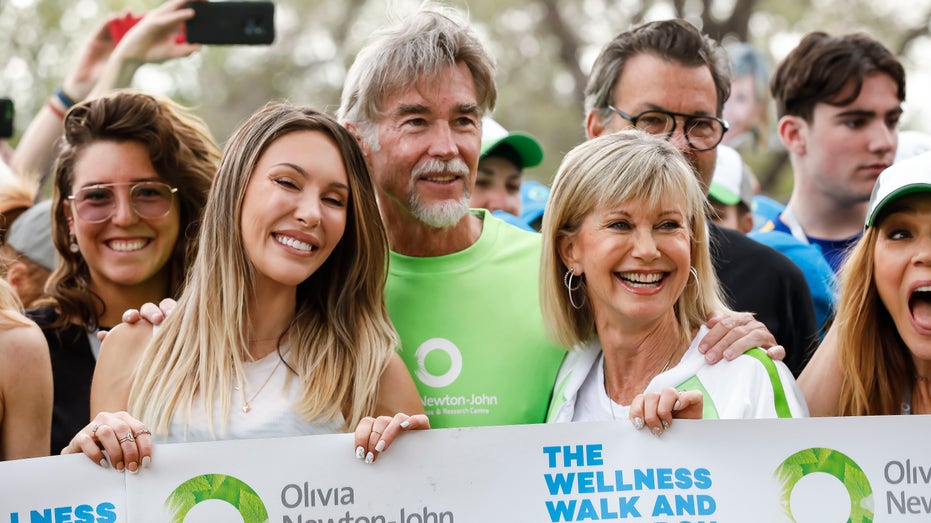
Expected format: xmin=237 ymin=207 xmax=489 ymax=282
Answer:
xmin=165 ymin=473 xmax=269 ymax=523
xmin=774 ymin=447 xmax=873 ymax=522
xmin=414 ymin=338 xmax=463 ymax=388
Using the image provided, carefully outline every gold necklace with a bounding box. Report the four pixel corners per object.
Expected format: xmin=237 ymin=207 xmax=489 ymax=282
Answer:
xmin=236 ymin=357 xmax=283 ymax=413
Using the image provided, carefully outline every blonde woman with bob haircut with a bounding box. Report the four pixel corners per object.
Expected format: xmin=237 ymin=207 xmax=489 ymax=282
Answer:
xmin=542 ymin=131 xmax=807 ymax=433
xmin=63 ymin=104 xmax=426 ymax=472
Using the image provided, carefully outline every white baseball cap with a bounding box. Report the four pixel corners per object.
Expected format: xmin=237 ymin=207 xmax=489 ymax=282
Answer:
xmin=708 ymin=145 xmax=754 ymax=208
xmin=865 ymin=150 xmax=931 ymax=228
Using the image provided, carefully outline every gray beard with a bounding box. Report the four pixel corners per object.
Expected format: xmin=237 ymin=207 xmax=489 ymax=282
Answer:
xmin=409 ymin=194 xmax=471 ymax=229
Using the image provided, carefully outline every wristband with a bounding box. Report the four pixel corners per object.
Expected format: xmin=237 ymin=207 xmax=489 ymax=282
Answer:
xmin=54 ymin=87 xmax=77 ymax=109
xmin=46 ymin=100 xmax=66 ymax=120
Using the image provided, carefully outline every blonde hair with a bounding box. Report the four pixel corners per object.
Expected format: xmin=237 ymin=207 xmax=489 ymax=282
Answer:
xmin=0 ymin=276 xmax=27 ymax=328
xmin=540 ymin=130 xmax=731 ymax=349
xmin=835 ymin=229 xmax=911 ymax=415
xmin=128 ymin=104 xmax=397 ymax=435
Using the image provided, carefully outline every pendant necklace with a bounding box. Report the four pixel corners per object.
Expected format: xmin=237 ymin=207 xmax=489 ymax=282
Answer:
xmin=236 ymin=357 xmax=283 ymax=413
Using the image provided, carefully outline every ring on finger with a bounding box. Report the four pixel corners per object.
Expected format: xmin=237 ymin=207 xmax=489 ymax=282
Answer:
xmin=90 ymin=423 xmax=100 ymax=436
xmin=118 ymin=433 xmax=135 ymax=444
xmin=135 ymin=429 xmax=152 ymax=437
xmin=371 ymin=429 xmax=383 ymax=435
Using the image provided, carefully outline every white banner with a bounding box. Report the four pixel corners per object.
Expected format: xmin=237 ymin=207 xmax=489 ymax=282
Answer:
xmin=3 ymin=416 xmax=931 ymax=522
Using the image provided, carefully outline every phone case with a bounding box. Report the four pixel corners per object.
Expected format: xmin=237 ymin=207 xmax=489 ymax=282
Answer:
xmin=184 ymin=2 xmax=275 ymax=45
xmin=107 ymin=13 xmax=143 ymax=45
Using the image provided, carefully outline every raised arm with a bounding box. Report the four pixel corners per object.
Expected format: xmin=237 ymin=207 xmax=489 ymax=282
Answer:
xmin=86 ymin=0 xmax=201 ymax=98
xmin=12 ymin=0 xmax=201 ymax=188
xmin=11 ymin=15 xmax=118 ymax=186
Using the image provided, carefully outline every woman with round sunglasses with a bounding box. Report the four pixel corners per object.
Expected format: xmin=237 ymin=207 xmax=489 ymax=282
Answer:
xmin=29 ymin=91 xmax=219 ymax=455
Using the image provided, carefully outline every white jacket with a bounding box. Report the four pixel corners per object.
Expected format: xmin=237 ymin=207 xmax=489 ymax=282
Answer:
xmin=546 ymin=326 xmax=809 ymax=422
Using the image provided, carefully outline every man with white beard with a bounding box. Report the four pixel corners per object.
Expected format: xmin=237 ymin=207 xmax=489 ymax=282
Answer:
xmin=336 ymin=4 xmax=782 ymax=428
xmin=337 ymin=4 xmax=566 ymax=428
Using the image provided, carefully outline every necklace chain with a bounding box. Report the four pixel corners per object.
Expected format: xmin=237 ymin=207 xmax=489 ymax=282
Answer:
xmin=606 ymin=347 xmax=680 ymax=420
xmin=236 ymin=357 xmax=283 ymax=414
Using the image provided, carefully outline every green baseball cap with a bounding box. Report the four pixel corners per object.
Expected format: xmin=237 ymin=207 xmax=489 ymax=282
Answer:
xmin=480 ymin=117 xmax=544 ymax=169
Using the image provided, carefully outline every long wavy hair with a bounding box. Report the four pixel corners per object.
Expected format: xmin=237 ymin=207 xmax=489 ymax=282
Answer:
xmin=128 ymin=103 xmax=398 ymax=435
xmin=540 ymin=130 xmax=732 ymax=349
xmin=835 ymin=228 xmax=912 ymax=415
xmin=43 ymin=91 xmax=218 ymax=329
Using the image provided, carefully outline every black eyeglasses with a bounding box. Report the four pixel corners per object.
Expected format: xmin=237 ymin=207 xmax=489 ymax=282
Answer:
xmin=68 ymin=181 xmax=178 ymax=223
xmin=607 ymin=105 xmax=729 ymax=151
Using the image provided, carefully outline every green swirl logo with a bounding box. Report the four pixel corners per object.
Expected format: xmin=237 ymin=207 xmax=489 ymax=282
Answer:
xmin=774 ymin=447 xmax=873 ymax=522
xmin=165 ymin=473 xmax=269 ymax=523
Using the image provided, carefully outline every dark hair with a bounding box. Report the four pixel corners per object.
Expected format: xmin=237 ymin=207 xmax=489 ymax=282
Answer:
xmin=771 ymin=32 xmax=905 ymax=120
xmin=585 ymin=19 xmax=731 ymax=120
xmin=45 ymin=91 xmax=219 ymax=329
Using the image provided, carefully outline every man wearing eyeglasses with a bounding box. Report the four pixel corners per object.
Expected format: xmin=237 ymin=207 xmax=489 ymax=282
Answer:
xmin=584 ymin=19 xmax=818 ymax=376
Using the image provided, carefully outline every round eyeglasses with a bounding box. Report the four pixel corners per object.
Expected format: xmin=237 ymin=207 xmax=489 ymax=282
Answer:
xmin=68 ymin=181 xmax=178 ymax=223
xmin=607 ymin=105 xmax=729 ymax=151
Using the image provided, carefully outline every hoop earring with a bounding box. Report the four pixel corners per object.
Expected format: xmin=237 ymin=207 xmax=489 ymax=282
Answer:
xmin=563 ymin=268 xmax=586 ymax=310
xmin=688 ymin=266 xmax=700 ymax=294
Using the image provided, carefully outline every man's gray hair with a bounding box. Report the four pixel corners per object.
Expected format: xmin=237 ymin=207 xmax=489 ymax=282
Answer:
xmin=338 ymin=2 xmax=497 ymax=147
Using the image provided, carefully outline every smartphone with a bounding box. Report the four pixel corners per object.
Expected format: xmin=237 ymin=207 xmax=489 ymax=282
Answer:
xmin=183 ymin=1 xmax=275 ymax=45
xmin=0 ymin=98 xmax=13 ymax=139
xmin=108 ymin=13 xmax=143 ymax=45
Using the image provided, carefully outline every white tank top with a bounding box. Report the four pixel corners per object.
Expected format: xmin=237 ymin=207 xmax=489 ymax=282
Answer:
xmin=162 ymin=348 xmax=345 ymax=443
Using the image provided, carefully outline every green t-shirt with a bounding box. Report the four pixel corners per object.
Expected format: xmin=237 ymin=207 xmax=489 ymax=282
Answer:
xmin=387 ymin=210 xmax=567 ymax=428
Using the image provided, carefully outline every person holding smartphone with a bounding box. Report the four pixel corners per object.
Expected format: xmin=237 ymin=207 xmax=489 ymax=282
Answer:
xmin=11 ymin=0 xmax=202 ymax=189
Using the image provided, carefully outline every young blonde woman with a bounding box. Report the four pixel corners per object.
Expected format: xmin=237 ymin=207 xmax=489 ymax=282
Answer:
xmin=63 ymin=104 xmax=426 ymax=473
xmin=32 ymin=91 xmax=218 ymax=455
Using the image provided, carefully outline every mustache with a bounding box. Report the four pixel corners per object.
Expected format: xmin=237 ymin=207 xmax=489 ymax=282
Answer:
xmin=411 ymin=157 xmax=470 ymax=179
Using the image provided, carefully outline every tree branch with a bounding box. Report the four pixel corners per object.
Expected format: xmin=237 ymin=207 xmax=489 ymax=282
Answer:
xmin=539 ymin=0 xmax=587 ymax=108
